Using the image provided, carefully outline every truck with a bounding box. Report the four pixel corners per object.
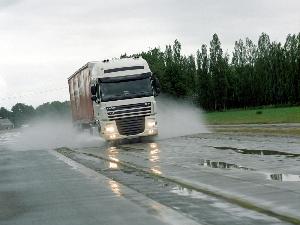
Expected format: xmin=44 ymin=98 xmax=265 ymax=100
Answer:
xmin=68 ymin=57 xmax=160 ymax=141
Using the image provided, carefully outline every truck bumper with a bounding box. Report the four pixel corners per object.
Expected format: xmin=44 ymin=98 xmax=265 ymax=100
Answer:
xmin=100 ymin=116 xmax=158 ymax=141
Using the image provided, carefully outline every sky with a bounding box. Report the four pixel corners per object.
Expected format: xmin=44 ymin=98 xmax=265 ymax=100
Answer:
xmin=0 ymin=0 xmax=299 ymax=109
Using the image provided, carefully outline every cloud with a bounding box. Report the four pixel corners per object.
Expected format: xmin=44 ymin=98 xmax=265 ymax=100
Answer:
xmin=0 ymin=0 xmax=299 ymax=108
xmin=0 ymin=0 xmax=21 ymax=9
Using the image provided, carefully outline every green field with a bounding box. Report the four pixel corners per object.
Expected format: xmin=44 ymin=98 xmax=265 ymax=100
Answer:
xmin=205 ymin=106 xmax=300 ymax=125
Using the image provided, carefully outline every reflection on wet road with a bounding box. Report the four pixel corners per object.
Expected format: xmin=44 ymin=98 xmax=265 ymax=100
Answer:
xmin=149 ymin=143 xmax=162 ymax=175
xmin=268 ymin=173 xmax=300 ymax=182
xmin=108 ymin=180 xmax=122 ymax=196
xmin=108 ymin=146 xmax=120 ymax=169
xmin=199 ymin=159 xmax=255 ymax=171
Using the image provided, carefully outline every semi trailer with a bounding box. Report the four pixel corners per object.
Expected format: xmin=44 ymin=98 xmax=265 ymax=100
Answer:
xmin=68 ymin=57 xmax=160 ymax=141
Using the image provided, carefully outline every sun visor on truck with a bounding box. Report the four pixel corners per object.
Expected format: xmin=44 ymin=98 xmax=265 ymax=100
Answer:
xmin=99 ymin=72 xmax=151 ymax=83
xmin=104 ymin=66 xmax=144 ymax=74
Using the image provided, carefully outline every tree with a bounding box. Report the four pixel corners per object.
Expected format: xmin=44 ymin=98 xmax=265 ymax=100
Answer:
xmin=209 ymin=34 xmax=228 ymax=110
xmin=255 ymin=33 xmax=271 ymax=105
xmin=141 ymin=48 xmax=167 ymax=92
xmin=284 ymin=34 xmax=300 ymax=104
xmin=11 ymin=103 xmax=35 ymax=127
xmin=35 ymin=101 xmax=70 ymax=119
xmin=231 ymin=38 xmax=257 ymax=107
xmin=0 ymin=107 xmax=12 ymax=120
xmin=182 ymin=54 xmax=197 ymax=97
xmin=196 ymin=44 xmax=211 ymax=109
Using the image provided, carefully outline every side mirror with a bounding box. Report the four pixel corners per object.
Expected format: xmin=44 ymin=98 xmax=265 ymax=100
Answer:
xmin=152 ymin=73 xmax=161 ymax=96
xmin=91 ymin=85 xmax=97 ymax=95
xmin=91 ymin=96 xmax=97 ymax=102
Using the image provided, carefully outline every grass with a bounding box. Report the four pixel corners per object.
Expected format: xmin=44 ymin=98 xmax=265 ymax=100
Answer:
xmin=205 ymin=106 xmax=300 ymax=125
xmin=213 ymin=128 xmax=300 ymax=136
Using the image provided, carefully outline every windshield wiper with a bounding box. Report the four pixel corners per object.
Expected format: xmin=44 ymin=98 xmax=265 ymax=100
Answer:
xmin=131 ymin=92 xmax=152 ymax=98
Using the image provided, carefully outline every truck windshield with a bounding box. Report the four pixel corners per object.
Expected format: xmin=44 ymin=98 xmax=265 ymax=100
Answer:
xmin=100 ymin=77 xmax=153 ymax=102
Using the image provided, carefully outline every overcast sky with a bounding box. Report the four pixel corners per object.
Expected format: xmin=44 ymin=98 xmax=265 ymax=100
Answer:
xmin=0 ymin=0 xmax=299 ymax=109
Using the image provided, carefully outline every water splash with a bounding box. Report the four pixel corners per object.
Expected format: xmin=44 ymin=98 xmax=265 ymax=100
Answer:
xmin=156 ymin=96 xmax=210 ymax=139
xmin=4 ymin=119 xmax=104 ymax=151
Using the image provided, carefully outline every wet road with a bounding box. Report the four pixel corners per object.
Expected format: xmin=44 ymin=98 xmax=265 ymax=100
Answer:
xmin=1 ymin=129 xmax=300 ymax=225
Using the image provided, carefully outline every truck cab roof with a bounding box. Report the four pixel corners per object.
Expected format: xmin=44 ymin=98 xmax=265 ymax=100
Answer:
xmin=90 ymin=57 xmax=151 ymax=79
xmin=68 ymin=57 xmax=151 ymax=81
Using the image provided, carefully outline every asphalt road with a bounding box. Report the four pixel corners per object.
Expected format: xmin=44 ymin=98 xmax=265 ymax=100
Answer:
xmin=1 ymin=128 xmax=300 ymax=225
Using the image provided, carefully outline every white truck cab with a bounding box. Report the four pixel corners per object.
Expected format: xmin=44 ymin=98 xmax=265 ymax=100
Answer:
xmin=68 ymin=57 xmax=160 ymax=141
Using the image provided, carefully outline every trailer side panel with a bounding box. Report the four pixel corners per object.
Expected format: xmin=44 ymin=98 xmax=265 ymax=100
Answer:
xmin=68 ymin=67 xmax=94 ymax=124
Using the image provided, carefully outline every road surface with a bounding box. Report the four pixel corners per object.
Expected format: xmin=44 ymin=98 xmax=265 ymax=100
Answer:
xmin=1 ymin=127 xmax=300 ymax=225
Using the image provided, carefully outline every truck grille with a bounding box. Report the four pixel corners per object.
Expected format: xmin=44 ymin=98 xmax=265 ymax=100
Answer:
xmin=106 ymin=102 xmax=151 ymax=120
xmin=115 ymin=116 xmax=145 ymax=136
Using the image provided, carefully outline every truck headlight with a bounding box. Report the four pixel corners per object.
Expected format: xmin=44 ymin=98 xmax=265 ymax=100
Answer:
xmin=105 ymin=125 xmax=115 ymax=133
xmin=147 ymin=119 xmax=156 ymax=128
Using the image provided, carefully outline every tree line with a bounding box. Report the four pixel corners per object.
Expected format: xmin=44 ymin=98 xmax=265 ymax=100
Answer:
xmin=138 ymin=33 xmax=300 ymax=110
xmin=0 ymin=101 xmax=70 ymax=127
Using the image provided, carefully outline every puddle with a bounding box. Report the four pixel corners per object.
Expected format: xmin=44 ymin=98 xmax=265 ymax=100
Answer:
xmin=212 ymin=146 xmax=300 ymax=158
xmin=170 ymin=186 xmax=210 ymax=200
xmin=199 ymin=159 xmax=255 ymax=171
xmin=267 ymin=173 xmax=300 ymax=182
xmin=199 ymin=159 xmax=300 ymax=182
